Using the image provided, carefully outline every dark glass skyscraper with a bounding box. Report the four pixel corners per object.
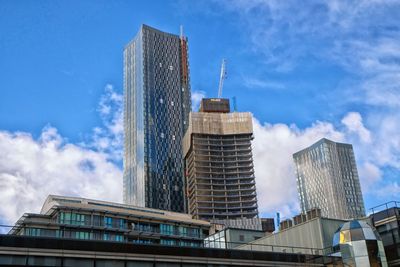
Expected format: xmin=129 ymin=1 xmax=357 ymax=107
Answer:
xmin=123 ymin=25 xmax=191 ymax=212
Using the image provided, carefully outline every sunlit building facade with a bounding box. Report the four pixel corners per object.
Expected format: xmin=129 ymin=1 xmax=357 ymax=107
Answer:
xmin=293 ymin=138 xmax=365 ymax=220
xmin=123 ymin=25 xmax=191 ymax=212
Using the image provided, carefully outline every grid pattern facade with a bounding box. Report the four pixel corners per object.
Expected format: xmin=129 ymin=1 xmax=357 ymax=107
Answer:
xmin=10 ymin=196 xmax=209 ymax=246
xmin=123 ymin=25 xmax=191 ymax=212
xmin=293 ymin=138 xmax=365 ymax=220
xmin=183 ymin=112 xmax=259 ymax=221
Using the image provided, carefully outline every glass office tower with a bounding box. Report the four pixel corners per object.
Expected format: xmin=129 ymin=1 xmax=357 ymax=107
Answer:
xmin=293 ymin=138 xmax=365 ymax=220
xmin=123 ymin=25 xmax=191 ymax=212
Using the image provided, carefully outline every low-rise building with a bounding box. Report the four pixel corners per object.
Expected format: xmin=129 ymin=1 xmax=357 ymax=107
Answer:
xmin=369 ymin=201 xmax=400 ymax=266
xmin=204 ymin=227 xmax=266 ymax=249
xmin=238 ymin=208 xmax=348 ymax=255
xmin=9 ymin=195 xmax=210 ymax=247
xmin=0 ymin=234 xmax=344 ymax=267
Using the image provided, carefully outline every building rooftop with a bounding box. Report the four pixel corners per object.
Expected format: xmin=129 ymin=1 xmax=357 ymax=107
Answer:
xmin=199 ymin=98 xmax=230 ymax=113
xmin=39 ymin=195 xmax=210 ymax=227
xmin=293 ymin=138 xmax=353 ymax=158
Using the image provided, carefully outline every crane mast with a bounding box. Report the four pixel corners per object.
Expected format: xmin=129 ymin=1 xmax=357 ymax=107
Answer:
xmin=217 ymin=59 xmax=227 ymax=98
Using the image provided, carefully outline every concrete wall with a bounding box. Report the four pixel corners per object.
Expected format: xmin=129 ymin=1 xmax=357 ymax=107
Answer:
xmin=238 ymin=217 xmax=346 ymax=254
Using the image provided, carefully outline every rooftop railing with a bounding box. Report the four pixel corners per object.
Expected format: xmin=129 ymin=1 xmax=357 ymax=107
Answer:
xmin=0 ymin=225 xmax=333 ymax=257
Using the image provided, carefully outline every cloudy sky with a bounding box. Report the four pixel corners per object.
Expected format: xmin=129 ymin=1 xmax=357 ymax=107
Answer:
xmin=0 ymin=0 xmax=399 ymax=227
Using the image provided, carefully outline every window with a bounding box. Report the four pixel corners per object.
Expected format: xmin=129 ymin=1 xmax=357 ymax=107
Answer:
xmin=115 ymin=235 xmax=124 ymax=242
xmin=168 ymin=65 xmax=174 ymax=70
xmin=239 ymin=235 xmax=245 ymax=242
xmin=26 ymin=228 xmax=41 ymax=237
xmin=59 ymin=212 xmax=85 ymax=225
xmin=93 ymin=215 xmax=102 ymax=226
xmin=160 ymin=238 xmax=176 ymax=246
xmin=104 ymin=233 xmax=110 ymax=240
xmin=104 ymin=217 xmax=113 ymax=228
xmin=76 ymin=231 xmax=90 ymax=240
xmin=119 ymin=219 xmax=126 ymax=229
xmin=160 ymin=224 xmax=174 ymax=235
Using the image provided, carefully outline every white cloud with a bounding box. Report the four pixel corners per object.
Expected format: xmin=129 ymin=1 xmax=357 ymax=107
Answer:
xmin=0 ymin=127 xmax=122 ymax=226
xmin=90 ymin=84 xmax=123 ymax=161
xmin=191 ymin=90 xmax=206 ymax=111
xmin=0 ymin=85 xmax=123 ymax=227
xmin=341 ymin=112 xmax=371 ymax=143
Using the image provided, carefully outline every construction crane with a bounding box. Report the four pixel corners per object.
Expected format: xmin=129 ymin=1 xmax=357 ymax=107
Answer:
xmin=217 ymin=59 xmax=227 ymax=98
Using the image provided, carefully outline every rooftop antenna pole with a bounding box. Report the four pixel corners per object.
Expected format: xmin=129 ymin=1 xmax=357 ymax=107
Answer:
xmin=217 ymin=59 xmax=227 ymax=98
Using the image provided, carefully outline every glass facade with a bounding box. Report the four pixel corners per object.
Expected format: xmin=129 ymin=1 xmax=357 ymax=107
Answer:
xmin=123 ymin=24 xmax=191 ymax=212
xmin=18 ymin=207 xmax=206 ymax=246
xmin=293 ymin=138 xmax=365 ymax=220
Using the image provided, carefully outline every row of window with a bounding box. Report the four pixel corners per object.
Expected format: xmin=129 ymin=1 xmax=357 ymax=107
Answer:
xmin=57 ymin=212 xmax=204 ymax=238
xmin=160 ymin=239 xmax=200 ymax=247
xmin=0 ymin=255 xmax=231 ymax=267
xmin=59 ymin=212 xmax=127 ymax=229
xmin=23 ymin=228 xmax=124 ymax=242
xmin=23 ymin=227 xmax=203 ymax=247
xmin=159 ymin=224 xmax=200 ymax=238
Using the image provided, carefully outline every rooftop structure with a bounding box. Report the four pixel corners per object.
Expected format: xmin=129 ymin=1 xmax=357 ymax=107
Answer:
xmin=293 ymin=138 xmax=366 ymax=220
xmin=238 ymin=208 xmax=348 ymax=255
xmin=199 ymin=98 xmax=230 ymax=113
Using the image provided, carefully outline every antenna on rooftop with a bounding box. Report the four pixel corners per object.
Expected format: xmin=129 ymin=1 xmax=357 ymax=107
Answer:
xmin=217 ymin=59 xmax=227 ymax=98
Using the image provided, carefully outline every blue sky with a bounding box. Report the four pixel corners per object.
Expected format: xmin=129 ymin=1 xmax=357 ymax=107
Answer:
xmin=0 ymin=0 xmax=399 ymax=225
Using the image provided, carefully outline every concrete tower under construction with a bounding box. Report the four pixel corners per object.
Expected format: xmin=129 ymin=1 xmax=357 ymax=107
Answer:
xmin=183 ymin=98 xmax=259 ymax=228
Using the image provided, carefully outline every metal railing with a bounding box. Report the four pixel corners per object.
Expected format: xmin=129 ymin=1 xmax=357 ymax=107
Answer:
xmin=370 ymin=201 xmax=400 ymax=214
xmin=0 ymin=224 xmax=334 ymax=256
